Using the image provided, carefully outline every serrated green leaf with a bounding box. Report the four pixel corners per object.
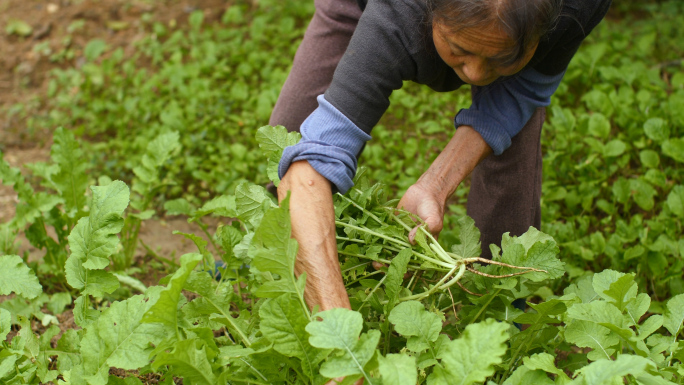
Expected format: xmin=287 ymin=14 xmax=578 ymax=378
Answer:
xmin=164 ymin=198 xmax=195 ymax=216
xmin=563 ymin=275 xmax=598 ymax=303
xmin=513 ymin=298 xmax=567 ymax=325
xmin=568 ymin=301 xmax=649 ymax=357
xmin=592 ymin=270 xmax=626 ymax=299
xmin=260 ymin=294 xmax=327 ymax=380
xmin=73 ymin=295 xmax=100 ymax=328
xmin=51 ymin=127 xmax=89 ymax=214
xmin=13 ymin=314 xmax=40 ymax=356
xmin=235 ymin=182 xmax=276 ymax=228
xmin=598 ymin=272 xmax=637 ymax=311
xmin=306 ymin=308 xmax=378 ymax=382
xmin=132 ymin=131 xmax=180 ymax=187
xmin=663 ymin=294 xmax=684 ymax=337
xmin=429 ymin=319 xmax=509 ymax=385
xmin=564 ymin=319 xmax=618 ymax=361
xmin=514 ymin=226 xmax=555 ymax=251
xmin=151 ymin=338 xmax=216 ymax=385
xmin=573 ymin=354 xmax=655 ymax=385
xmin=47 ymin=292 xmax=73 ymax=314
xmin=0 ymin=354 xmax=19 ymax=379
xmin=81 ymin=289 xmax=165 ymax=385
xmin=388 ymin=301 xmax=442 ymax=353
xmin=523 ymin=353 xmax=570 ymax=381
xmin=50 ymin=329 xmax=82 ymax=373
xmin=251 ymin=195 xmax=307 ymax=303
xmin=73 ymin=269 xmax=120 ymax=298
xmin=638 ymin=315 xmax=663 ymax=340
xmin=183 ymin=271 xmax=250 ymax=346
xmin=189 ymin=195 xmax=236 ymax=222
xmin=307 ymin=308 xmax=364 ymax=351
xmin=414 ymin=227 xmax=432 ymax=254
xmin=256 ymin=125 xmax=301 ymax=157
xmin=112 ymin=273 xmax=147 ymax=293
xmin=320 ymin=330 xmax=380 ymax=380
xmin=0 ymin=255 xmax=42 ymax=299
xmin=142 ymin=253 xmax=202 ymax=336
xmin=502 ymin=366 xmax=555 ymax=385
xmin=636 ymin=373 xmax=677 ymax=385
xmin=625 ymin=293 xmax=651 ymax=325
xmin=451 ymin=215 xmax=481 ymax=259
xmin=234 ymin=232 xmax=254 ymax=262
xmin=499 ymin=228 xmax=564 ymax=281
xmin=266 ymin=158 xmax=281 ymax=185
xmin=1 ymin=156 xmax=63 ymax=229
xmin=384 ymin=248 xmax=411 ymax=312
xmin=256 ymin=125 xmax=300 ymax=186
xmin=216 ymin=224 xmax=243 ymax=261
xmin=378 ymin=353 xmax=417 ymax=385
xmin=172 ymin=231 xmax=210 ymax=265
xmin=567 ymin=301 xmax=626 ymax=328
xmin=66 ymin=181 xmax=130 ymax=293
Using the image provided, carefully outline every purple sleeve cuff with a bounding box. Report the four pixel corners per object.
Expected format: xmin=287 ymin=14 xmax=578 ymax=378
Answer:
xmin=454 ymin=67 xmax=566 ymax=155
xmin=278 ymin=95 xmax=372 ymax=194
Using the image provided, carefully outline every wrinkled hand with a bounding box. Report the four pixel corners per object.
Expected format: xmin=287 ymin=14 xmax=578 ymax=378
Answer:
xmin=397 ymin=182 xmax=446 ymax=243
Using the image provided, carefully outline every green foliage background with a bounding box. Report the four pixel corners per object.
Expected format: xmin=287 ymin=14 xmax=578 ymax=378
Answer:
xmin=26 ymin=0 xmax=682 ymax=299
xmin=1 ymin=0 xmax=684 ymax=383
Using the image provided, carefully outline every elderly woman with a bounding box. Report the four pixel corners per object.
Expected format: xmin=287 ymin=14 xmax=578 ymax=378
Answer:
xmin=271 ymin=0 xmax=611 ymax=311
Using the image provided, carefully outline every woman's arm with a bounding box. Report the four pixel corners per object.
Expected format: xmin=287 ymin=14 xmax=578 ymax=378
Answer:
xmin=398 ymin=125 xmax=492 ymax=237
xmin=277 ymin=160 xmax=351 ymax=311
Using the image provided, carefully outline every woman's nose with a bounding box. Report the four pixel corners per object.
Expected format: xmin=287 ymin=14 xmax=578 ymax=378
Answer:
xmin=462 ymin=58 xmax=490 ymax=84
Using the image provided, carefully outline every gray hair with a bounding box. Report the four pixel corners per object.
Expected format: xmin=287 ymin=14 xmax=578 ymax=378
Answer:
xmin=427 ymin=0 xmax=563 ymax=66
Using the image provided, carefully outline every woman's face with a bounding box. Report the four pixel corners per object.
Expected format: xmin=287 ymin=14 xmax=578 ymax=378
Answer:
xmin=432 ymin=21 xmax=538 ymax=86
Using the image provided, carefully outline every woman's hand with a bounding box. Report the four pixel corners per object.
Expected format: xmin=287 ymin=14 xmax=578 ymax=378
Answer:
xmin=399 ymin=125 xmax=493 ymax=241
xmin=397 ymin=182 xmax=446 ymax=241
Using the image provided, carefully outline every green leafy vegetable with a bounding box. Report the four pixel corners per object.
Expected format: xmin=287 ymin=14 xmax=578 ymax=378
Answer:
xmin=0 ymin=255 xmax=42 ymax=299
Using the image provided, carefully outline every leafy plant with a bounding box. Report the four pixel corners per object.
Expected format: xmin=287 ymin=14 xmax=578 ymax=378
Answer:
xmin=116 ymin=131 xmax=180 ymax=270
xmin=0 ymin=127 xmax=89 ymax=285
xmin=3 ymin=126 xmax=680 ymax=385
xmin=2 ymin=2 xmax=684 ymax=384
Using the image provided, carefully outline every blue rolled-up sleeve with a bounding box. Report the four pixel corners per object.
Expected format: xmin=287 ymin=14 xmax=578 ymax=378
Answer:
xmin=454 ymin=67 xmax=566 ymax=155
xmin=278 ymin=95 xmax=371 ymax=194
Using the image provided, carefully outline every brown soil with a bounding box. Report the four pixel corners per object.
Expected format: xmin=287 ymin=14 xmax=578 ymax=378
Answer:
xmin=1 ymin=0 xmax=229 ymax=144
xmin=0 ymin=0 xmax=233 ymax=262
